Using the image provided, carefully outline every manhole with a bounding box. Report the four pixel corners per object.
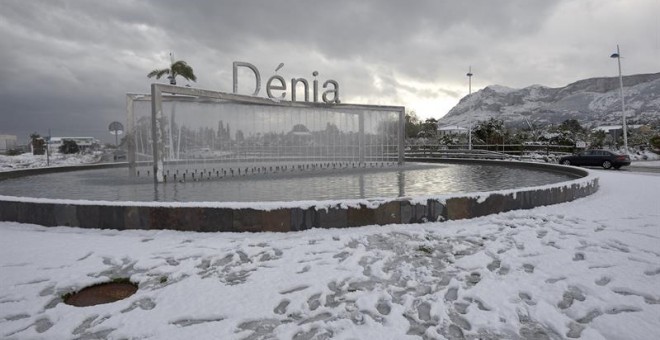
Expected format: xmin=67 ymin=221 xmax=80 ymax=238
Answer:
xmin=63 ymin=279 xmax=138 ymax=307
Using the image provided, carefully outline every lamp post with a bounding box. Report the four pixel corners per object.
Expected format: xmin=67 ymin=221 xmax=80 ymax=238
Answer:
xmin=467 ymin=66 xmax=473 ymax=150
xmin=168 ymin=52 xmax=176 ymax=85
xmin=610 ymin=45 xmax=628 ymax=154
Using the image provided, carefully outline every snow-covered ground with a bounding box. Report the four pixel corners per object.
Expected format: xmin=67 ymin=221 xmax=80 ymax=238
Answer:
xmin=1 ymin=168 xmax=659 ymax=338
xmin=630 ymin=160 xmax=660 ymax=168
xmin=0 ymin=152 xmax=102 ymax=172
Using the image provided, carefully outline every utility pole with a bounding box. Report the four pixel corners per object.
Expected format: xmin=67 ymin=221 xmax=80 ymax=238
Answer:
xmin=467 ymin=66 xmax=474 ymax=150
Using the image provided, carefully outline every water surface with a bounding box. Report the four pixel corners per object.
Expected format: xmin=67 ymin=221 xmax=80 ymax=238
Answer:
xmin=0 ymin=162 xmax=575 ymax=202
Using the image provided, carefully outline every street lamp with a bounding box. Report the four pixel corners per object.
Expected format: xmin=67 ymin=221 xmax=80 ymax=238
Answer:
xmin=610 ymin=45 xmax=628 ymax=154
xmin=467 ymin=66 xmax=473 ymax=150
xmin=169 ymin=52 xmax=176 ymax=85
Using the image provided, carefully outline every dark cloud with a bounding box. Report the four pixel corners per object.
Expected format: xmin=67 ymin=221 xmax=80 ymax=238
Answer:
xmin=0 ymin=0 xmax=658 ymax=143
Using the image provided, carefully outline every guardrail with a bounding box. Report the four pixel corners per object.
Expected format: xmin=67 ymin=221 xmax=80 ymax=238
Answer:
xmin=405 ymin=144 xmax=578 ymax=160
xmin=405 ymin=148 xmax=510 ymax=160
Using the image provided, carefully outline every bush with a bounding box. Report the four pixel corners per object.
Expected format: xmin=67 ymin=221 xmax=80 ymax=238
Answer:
xmin=651 ymin=135 xmax=660 ymax=151
xmin=59 ymin=140 xmax=80 ymax=154
xmin=5 ymin=148 xmax=22 ymax=156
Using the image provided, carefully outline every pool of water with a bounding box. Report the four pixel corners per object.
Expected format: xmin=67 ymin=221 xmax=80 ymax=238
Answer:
xmin=0 ymin=162 xmax=577 ymax=202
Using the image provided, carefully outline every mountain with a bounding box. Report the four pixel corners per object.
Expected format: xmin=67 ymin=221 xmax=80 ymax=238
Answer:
xmin=438 ymin=72 xmax=660 ymax=129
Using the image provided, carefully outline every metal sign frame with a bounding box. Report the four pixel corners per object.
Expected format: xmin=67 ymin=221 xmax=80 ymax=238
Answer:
xmin=127 ymin=84 xmax=405 ymax=183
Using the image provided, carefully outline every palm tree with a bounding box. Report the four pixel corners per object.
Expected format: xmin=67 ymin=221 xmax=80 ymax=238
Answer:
xmin=147 ymin=53 xmax=197 ymax=160
xmin=147 ymin=53 xmax=197 ymax=85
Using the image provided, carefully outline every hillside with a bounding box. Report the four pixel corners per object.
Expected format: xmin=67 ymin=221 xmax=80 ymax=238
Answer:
xmin=438 ymin=73 xmax=660 ymax=128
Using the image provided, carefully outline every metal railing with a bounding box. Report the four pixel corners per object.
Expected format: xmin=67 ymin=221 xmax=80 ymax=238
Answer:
xmin=405 ymin=144 xmax=579 ymax=161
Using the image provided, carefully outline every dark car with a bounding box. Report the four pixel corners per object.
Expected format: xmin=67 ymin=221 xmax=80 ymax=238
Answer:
xmin=559 ymin=149 xmax=630 ymax=169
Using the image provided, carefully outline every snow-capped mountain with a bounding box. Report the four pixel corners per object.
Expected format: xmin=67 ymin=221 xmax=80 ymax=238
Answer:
xmin=438 ymin=72 xmax=660 ymax=128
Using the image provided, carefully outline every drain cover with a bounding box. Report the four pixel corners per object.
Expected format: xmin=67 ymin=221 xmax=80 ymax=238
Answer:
xmin=63 ymin=281 xmax=138 ymax=307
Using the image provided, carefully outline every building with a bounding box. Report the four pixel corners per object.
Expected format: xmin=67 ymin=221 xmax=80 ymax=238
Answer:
xmin=593 ymin=124 xmax=645 ymax=143
xmin=593 ymin=124 xmax=644 ymax=134
xmin=48 ymin=137 xmax=99 ymax=152
xmin=0 ymin=134 xmax=18 ymax=153
xmin=436 ymin=125 xmax=468 ymax=137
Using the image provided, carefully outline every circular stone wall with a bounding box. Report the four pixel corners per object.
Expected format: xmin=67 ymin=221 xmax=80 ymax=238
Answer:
xmin=0 ymin=159 xmax=598 ymax=232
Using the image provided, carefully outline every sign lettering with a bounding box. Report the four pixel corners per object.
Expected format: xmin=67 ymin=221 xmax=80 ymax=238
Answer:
xmin=233 ymin=61 xmax=340 ymax=104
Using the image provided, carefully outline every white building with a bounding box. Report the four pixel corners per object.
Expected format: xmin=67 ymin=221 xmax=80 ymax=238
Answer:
xmin=0 ymin=134 xmax=18 ymax=153
xmin=436 ymin=125 xmax=468 ymax=137
xmin=593 ymin=124 xmax=644 ymax=133
xmin=48 ymin=137 xmax=99 ymax=152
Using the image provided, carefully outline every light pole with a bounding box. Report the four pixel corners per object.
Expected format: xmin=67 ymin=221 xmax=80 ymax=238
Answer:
xmin=467 ymin=66 xmax=473 ymax=150
xmin=610 ymin=45 xmax=628 ymax=154
xmin=168 ymin=52 xmax=176 ymax=85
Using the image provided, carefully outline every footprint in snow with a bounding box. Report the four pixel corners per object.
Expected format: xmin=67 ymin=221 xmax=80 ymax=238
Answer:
xmin=454 ymin=302 xmax=470 ymax=314
xmin=445 ymin=287 xmax=458 ymax=302
xmin=558 ymin=286 xmax=586 ymax=309
xmin=644 ymin=268 xmax=660 ymax=276
xmin=567 ymin=322 xmax=586 ymax=338
xmin=545 ymin=277 xmax=566 ymax=284
xmin=279 ymin=285 xmax=309 ymax=295
xmin=545 ymin=240 xmax=561 ymax=249
xmin=446 ymin=324 xmax=465 ymax=340
xmin=273 ymin=299 xmax=289 ymax=315
xmin=465 ymin=272 xmax=481 ymax=286
xmin=376 ymin=299 xmax=391 ymax=315
xmin=595 ymin=276 xmax=611 ymax=286
xmin=519 ymin=292 xmax=536 ymax=306
xmin=448 ymin=311 xmax=472 ymax=331
xmin=487 ymin=259 xmax=501 ymax=272
xmin=296 ymin=265 xmax=311 ymax=274
xmin=576 ymin=309 xmax=602 ymax=324
xmin=463 ymin=296 xmax=491 ymax=311
xmin=612 ymin=288 xmax=660 ymax=304
xmin=307 ymin=293 xmax=322 ymax=311
xmin=417 ymin=302 xmax=432 ymax=322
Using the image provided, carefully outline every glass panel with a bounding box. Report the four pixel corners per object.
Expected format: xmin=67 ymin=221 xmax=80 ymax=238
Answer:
xmin=129 ymin=92 xmax=403 ymax=183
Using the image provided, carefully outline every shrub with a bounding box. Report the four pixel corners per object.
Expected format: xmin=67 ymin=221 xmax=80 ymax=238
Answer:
xmin=650 ymin=135 xmax=660 ymax=151
xmin=59 ymin=140 xmax=80 ymax=154
xmin=5 ymin=148 xmax=22 ymax=156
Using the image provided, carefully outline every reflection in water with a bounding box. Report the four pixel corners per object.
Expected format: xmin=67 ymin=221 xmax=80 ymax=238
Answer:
xmin=0 ymin=163 xmax=577 ymax=203
xmin=153 ymin=182 xmax=160 ymax=202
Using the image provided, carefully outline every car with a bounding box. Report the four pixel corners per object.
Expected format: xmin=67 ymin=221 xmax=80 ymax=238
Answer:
xmin=558 ymin=149 xmax=630 ymax=169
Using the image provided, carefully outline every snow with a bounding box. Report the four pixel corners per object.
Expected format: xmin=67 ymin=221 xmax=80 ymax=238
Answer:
xmin=440 ymin=73 xmax=660 ymax=129
xmin=633 ymin=160 xmax=660 ymax=167
xmin=1 ymin=163 xmax=659 ymax=338
xmin=0 ymin=155 xmax=660 ymax=339
xmin=0 ymin=152 xmax=102 ymax=172
xmin=486 ymin=85 xmax=516 ymax=94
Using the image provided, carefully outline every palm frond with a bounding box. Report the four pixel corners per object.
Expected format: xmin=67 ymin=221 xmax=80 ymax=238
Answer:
xmin=171 ymin=61 xmax=197 ymax=82
xmin=147 ymin=68 xmax=170 ymax=79
xmin=148 ymin=59 xmax=197 ymax=84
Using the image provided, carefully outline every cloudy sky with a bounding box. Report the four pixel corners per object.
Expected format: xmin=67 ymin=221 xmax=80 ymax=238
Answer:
xmin=1 ymin=0 xmax=658 ymax=143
